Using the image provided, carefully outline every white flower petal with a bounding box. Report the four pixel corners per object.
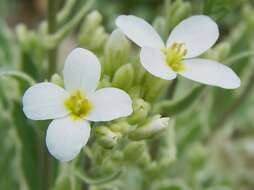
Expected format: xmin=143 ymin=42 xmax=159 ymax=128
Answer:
xmin=116 ymin=15 xmax=164 ymax=48
xmin=167 ymin=15 xmax=219 ymax=58
xmin=180 ymin=59 xmax=241 ymax=89
xmin=87 ymin=88 xmax=133 ymax=122
xmin=23 ymin=82 xmax=69 ymax=120
xmin=46 ymin=117 xmax=90 ymax=162
xmin=140 ymin=47 xmax=177 ymax=80
xmin=63 ymin=48 xmax=101 ymax=95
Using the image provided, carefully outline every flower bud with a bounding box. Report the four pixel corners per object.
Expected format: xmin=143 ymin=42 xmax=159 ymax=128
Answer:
xmin=112 ymin=63 xmax=134 ymax=90
xmin=78 ymin=11 xmax=108 ymax=53
xmin=50 ymin=74 xmax=64 ymax=87
xmin=166 ymin=0 xmax=192 ymax=31
xmin=128 ymin=86 xmax=141 ymax=99
xmin=123 ymin=141 xmax=147 ymax=163
xmin=16 ymin=24 xmax=38 ymax=51
xmin=95 ymin=126 xmax=121 ymax=149
xmin=109 ymin=121 xmax=131 ymax=135
xmin=103 ymin=29 xmax=131 ymax=76
xmin=127 ymin=99 xmax=151 ymax=124
xmin=143 ymin=75 xmax=168 ymax=102
xmin=204 ymin=42 xmax=231 ymax=61
xmin=129 ymin=116 xmax=170 ymax=141
xmin=153 ymin=16 xmax=166 ymax=39
xmin=98 ymin=76 xmax=111 ymax=88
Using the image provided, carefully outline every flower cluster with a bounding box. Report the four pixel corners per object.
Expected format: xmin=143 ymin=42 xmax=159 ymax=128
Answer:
xmin=22 ymin=15 xmax=241 ymax=162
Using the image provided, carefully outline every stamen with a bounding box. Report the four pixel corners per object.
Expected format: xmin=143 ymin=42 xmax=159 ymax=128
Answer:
xmin=64 ymin=90 xmax=93 ymax=120
xmin=162 ymin=42 xmax=187 ymax=72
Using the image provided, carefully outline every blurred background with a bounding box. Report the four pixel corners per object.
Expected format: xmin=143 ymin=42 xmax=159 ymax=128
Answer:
xmin=0 ymin=0 xmax=254 ymax=190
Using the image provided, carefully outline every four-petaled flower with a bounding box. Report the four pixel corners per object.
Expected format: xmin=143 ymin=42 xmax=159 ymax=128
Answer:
xmin=116 ymin=15 xmax=241 ymax=89
xmin=23 ymin=48 xmax=133 ymax=161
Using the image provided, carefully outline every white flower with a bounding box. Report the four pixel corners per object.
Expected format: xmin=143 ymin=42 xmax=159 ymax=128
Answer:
xmin=22 ymin=48 xmax=133 ymax=162
xmin=116 ymin=15 xmax=241 ymax=89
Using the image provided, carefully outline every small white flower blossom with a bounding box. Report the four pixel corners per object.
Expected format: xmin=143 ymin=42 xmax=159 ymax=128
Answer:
xmin=116 ymin=15 xmax=241 ymax=89
xmin=22 ymin=48 xmax=133 ymax=162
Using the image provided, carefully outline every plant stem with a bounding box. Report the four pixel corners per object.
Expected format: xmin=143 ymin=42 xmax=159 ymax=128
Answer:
xmin=47 ymin=0 xmax=58 ymax=78
xmin=166 ymin=78 xmax=178 ymax=99
xmin=43 ymin=1 xmax=59 ymax=189
xmin=224 ymin=51 xmax=254 ymax=65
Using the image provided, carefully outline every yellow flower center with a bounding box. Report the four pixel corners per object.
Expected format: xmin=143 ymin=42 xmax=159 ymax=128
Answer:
xmin=162 ymin=42 xmax=187 ymax=72
xmin=64 ymin=90 xmax=93 ymax=120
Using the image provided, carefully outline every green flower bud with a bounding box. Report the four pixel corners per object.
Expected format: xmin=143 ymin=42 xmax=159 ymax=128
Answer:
xmin=50 ymin=74 xmax=64 ymax=87
xmin=112 ymin=63 xmax=134 ymax=90
xmin=215 ymin=42 xmax=231 ymax=61
xmin=109 ymin=121 xmax=131 ymax=135
xmin=95 ymin=126 xmax=121 ymax=149
xmin=78 ymin=11 xmax=108 ymax=53
xmin=103 ymin=29 xmax=131 ymax=76
xmin=86 ymin=11 xmax=103 ymax=28
xmin=153 ymin=16 xmax=166 ymax=39
xmin=133 ymin=59 xmax=146 ymax=84
xmin=165 ymin=0 xmax=192 ymax=31
xmin=98 ymin=76 xmax=111 ymax=88
xmin=204 ymin=42 xmax=231 ymax=61
xmin=127 ymin=99 xmax=151 ymax=124
xmin=123 ymin=141 xmax=147 ymax=163
xmin=111 ymin=150 xmax=124 ymax=162
xmin=143 ymin=75 xmax=168 ymax=102
xmin=16 ymin=24 xmax=37 ymax=51
xmin=128 ymin=86 xmax=141 ymax=99
xmin=129 ymin=116 xmax=170 ymax=141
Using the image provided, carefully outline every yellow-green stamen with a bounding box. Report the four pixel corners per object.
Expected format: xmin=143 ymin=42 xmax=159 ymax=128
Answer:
xmin=64 ymin=90 xmax=93 ymax=120
xmin=162 ymin=42 xmax=187 ymax=72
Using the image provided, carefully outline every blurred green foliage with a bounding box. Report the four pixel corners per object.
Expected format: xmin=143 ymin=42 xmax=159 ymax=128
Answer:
xmin=0 ymin=0 xmax=254 ymax=190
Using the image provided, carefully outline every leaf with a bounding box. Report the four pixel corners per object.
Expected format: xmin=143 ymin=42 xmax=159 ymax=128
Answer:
xmin=0 ymin=19 xmax=13 ymax=66
xmin=12 ymin=102 xmax=41 ymax=190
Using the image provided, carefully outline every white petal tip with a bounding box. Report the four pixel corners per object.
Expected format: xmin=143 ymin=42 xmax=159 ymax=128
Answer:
xmin=46 ymin=118 xmax=91 ymax=162
xmin=220 ymin=77 xmax=241 ymax=89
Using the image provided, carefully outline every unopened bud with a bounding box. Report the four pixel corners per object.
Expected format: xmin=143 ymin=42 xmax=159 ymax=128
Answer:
xmin=123 ymin=141 xmax=147 ymax=162
xmin=153 ymin=16 xmax=166 ymax=39
xmin=128 ymin=86 xmax=141 ymax=99
xmin=78 ymin=11 xmax=108 ymax=52
xmin=50 ymin=74 xmax=64 ymax=87
xmin=104 ymin=29 xmax=130 ymax=75
xmin=109 ymin=121 xmax=131 ymax=135
xmin=204 ymin=42 xmax=231 ymax=61
xmin=98 ymin=76 xmax=111 ymax=88
xmin=112 ymin=63 xmax=134 ymax=90
xmin=129 ymin=116 xmax=170 ymax=141
xmin=128 ymin=99 xmax=151 ymax=124
xmin=95 ymin=126 xmax=121 ymax=149
xmin=143 ymin=75 xmax=168 ymax=102
xmin=16 ymin=24 xmax=38 ymax=51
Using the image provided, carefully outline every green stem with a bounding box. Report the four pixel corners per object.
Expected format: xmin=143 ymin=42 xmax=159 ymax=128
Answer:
xmin=74 ymin=169 xmax=122 ymax=185
xmin=42 ymin=0 xmax=94 ymax=50
xmin=57 ymin=0 xmax=76 ymax=25
xmin=47 ymin=0 xmax=58 ymax=78
xmin=224 ymin=51 xmax=254 ymax=65
xmin=43 ymin=1 xmax=59 ymax=189
xmin=0 ymin=70 xmax=36 ymax=85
